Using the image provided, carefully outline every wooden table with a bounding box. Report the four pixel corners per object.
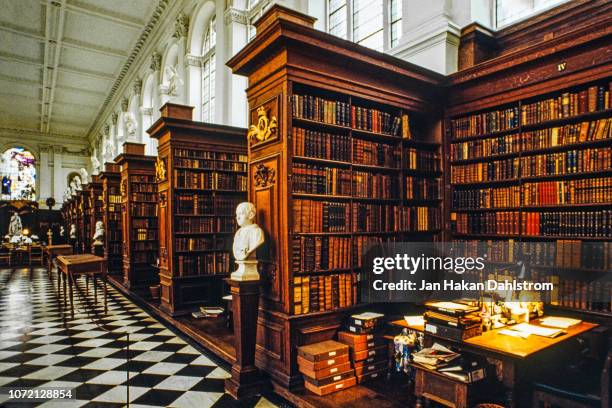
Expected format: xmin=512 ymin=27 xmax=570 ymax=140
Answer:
xmin=56 ymin=254 xmax=107 ymax=318
xmin=44 ymin=244 xmax=73 ymax=275
xmin=390 ymin=318 xmax=598 ymax=407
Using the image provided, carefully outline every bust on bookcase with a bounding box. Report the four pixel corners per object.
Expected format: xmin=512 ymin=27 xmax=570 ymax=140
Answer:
xmin=231 ymin=202 xmax=265 ymax=281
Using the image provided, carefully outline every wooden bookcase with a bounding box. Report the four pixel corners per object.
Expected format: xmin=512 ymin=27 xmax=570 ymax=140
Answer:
xmin=86 ymin=176 xmax=103 ymax=254
xmin=99 ymin=162 xmax=123 ymax=276
xmin=76 ymin=188 xmax=89 ymax=254
xmin=114 ymin=143 xmax=159 ymax=289
xmin=228 ymin=6 xmax=443 ymax=389
xmin=149 ymin=103 xmax=247 ymax=316
xmin=447 ymin=3 xmax=612 ymax=320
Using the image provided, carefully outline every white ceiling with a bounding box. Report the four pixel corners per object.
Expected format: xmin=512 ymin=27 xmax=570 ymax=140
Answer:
xmin=0 ymin=0 xmax=158 ymax=138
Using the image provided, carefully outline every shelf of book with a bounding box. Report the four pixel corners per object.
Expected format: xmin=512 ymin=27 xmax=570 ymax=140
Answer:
xmin=448 ymin=77 xmax=612 ymax=317
xmin=99 ymin=162 xmax=123 ymax=276
xmin=114 ymin=143 xmax=159 ymax=290
xmin=148 ymin=104 xmax=247 ymax=316
xmin=86 ymin=176 xmax=103 ymax=254
xmin=228 ymin=6 xmax=445 ymax=389
xmin=76 ymin=188 xmax=90 ymax=254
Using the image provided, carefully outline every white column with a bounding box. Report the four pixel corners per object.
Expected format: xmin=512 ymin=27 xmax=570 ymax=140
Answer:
xmin=39 ymin=145 xmax=51 ymax=202
xmin=185 ymin=54 xmax=202 ymax=121
xmin=52 ymin=146 xmax=63 ymax=203
xmin=223 ymin=5 xmax=248 ymax=128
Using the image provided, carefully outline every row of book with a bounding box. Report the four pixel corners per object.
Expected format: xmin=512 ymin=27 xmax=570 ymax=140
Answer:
xmin=293 ymin=273 xmax=357 ymax=315
xmin=106 ymin=228 xmax=122 ymax=242
xmin=452 ymin=178 xmax=612 ymax=208
xmin=132 ymin=241 xmax=157 ymax=252
xmin=292 ymin=236 xmax=352 ymax=272
xmin=406 ymin=177 xmax=441 ymax=200
xmin=451 ymin=239 xmax=612 ymax=271
xmin=451 ymin=148 xmax=611 ymax=183
xmin=350 ymin=106 xmax=403 ymax=136
xmin=174 ymin=157 xmax=247 ymax=172
xmin=174 ymin=148 xmax=247 ymax=163
xmin=131 ymin=251 xmax=157 ymax=264
xmin=521 ymin=82 xmax=611 ymax=125
xmin=107 ymin=194 xmax=122 ymax=204
xmin=174 ymin=169 xmax=248 ymax=191
xmin=551 ymin=278 xmax=612 ymax=313
xmin=454 ymin=210 xmax=612 ymax=237
xmin=130 ymin=203 xmax=157 ymax=217
xmin=450 ymin=119 xmax=612 ymax=161
xmin=176 ymin=252 xmax=231 ymax=276
xmin=405 ymin=148 xmax=441 ymax=172
xmin=291 ymin=94 xmax=351 ymax=127
xmin=129 ymin=175 xmax=156 ymax=184
xmin=353 ymin=171 xmax=399 ymax=199
xmin=176 ymin=237 xmax=214 ymax=252
xmin=353 ymin=139 xmax=400 ymax=167
xmin=451 ymin=106 xmax=519 ymax=139
xmin=292 ymin=128 xmax=351 ymax=162
xmin=134 ymin=228 xmax=156 ymax=241
xmin=292 ymin=200 xmax=350 ymax=233
xmin=130 ymin=192 xmax=157 ymax=202
xmin=293 ymin=164 xmax=352 ymax=196
xmin=174 ymin=217 xmax=236 ymax=234
xmin=175 ymin=195 xmax=244 ymax=216
xmin=131 ymin=218 xmax=157 ymax=229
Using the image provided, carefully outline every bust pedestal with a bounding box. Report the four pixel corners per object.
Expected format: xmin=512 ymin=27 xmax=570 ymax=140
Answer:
xmin=224 ymin=279 xmax=262 ymax=399
xmin=230 ymin=259 xmax=260 ymax=281
xmin=92 ymin=243 xmax=104 ymax=257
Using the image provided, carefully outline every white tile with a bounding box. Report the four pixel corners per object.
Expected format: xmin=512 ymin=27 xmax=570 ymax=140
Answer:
xmin=132 ymin=351 xmax=173 ymax=362
xmin=30 ymin=321 xmax=63 ymax=328
xmin=30 ymin=327 xmax=65 ymax=336
xmin=0 ymin=341 xmax=20 ymax=350
xmin=176 ymin=345 xmax=200 ymax=355
xmin=155 ymin=329 xmax=174 ymax=336
xmin=0 ymin=376 xmax=16 ymax=386
xmin=74 ymin=338 xmax=114 ymax=348
xmin=143 ymin=362 xmax=187 ymax=376
xmin=28 ymin=335 xmax=69 ymax=344
xmin=27 ymin=354 xmax=72 ymax=366
xmin=107 ymin=320 xmax=138 ymax=327
xmin=0 ymin=351 xmax=20 ymax=360
xmin=72 ymin=330 xmax=107 ymax=339
xmin=69 ymin=323 xmax=99 ymax=331
xmin=27 ymin=344 xmax=70 ymax=354
xmin=255 ymin=397 xmax=279 ymax=408
xmin=117 ymin=333 xmax=152 ymax=342
xmin=37 ymin=399 xmax=88 ymax=408
xmin=166 ymin=337 xmax=187 ymax=345
xmin=153 ymin=375 xmax=201 ymax=391
xmin=83 ymin=358 xmax=125 ymax=371
xmin=23 ymin=366 xmax=77 ymax=380
xmin=129 ymin=341 xmax=163 ymax=351
xmin=111 ymin=326 xmax=144 ymax=334
xmin=86 ymin=370 xmax=138 ymax=385
xmin=205 ymin=367 xmax=230 ymax=379
xmin=169 ymin=391 xmax=224 ymax=408
xmin=92 ymin=385 xmax=148 ymax=403
xmin=78 ymin=347 xmax=120 ymax=358
xmin=189 ymin=355 xmax=216 ymax=366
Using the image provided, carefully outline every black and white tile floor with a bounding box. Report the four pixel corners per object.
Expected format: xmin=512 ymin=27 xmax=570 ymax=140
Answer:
xmin=0 ymin=267 xmax=288 ymax=408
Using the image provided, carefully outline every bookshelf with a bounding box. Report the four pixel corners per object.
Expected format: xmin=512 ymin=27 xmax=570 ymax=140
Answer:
xmin=114 ymin=143 xmax=159 ymax=290
xmin=149 ymin=103 xmax=247 ymax=316
xmin=86 ymin=176 xmax=103 ymax=253
xmin=99 ymin=162 xmax=123 ymax=276
xmin=76 ymin=188 xmax=89 ymax=254
xmin=228 ymin=6 xmax=444 ymax=389
xmin=448 ymin=78 xmax=612 ymax=316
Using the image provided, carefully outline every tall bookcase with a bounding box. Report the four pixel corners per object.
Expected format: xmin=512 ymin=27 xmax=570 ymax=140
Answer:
xmin=114 ymin=143 xmax=159 ymax=289
xmin=228 ymin=6 xmax=443 ymax=389
xmin=86 ymin=176 xmax=103 ymax=253
xmin=149 ymin=103 xmax=247 ymax=316
xmin=99 ymin=162 xmax=123 ymax=276
xmin=76 ymin=188 xmax=89 ymax=254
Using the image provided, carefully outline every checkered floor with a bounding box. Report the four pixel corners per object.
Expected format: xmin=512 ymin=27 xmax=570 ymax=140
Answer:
xmin=0 ymin=267 xmax=286 ymax=408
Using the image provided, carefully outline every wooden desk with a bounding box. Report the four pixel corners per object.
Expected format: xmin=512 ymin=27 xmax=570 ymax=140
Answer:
xmin=44 ymin=244 xmax=73 ymax=275
xmin=56 ymin=254 xmax=107 ymax=318
xmin=390 ymin=318 xmax=599 ymax=407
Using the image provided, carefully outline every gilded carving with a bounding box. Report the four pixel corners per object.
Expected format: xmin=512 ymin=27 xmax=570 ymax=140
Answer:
xmin=155 ymin=158 xmax=166 ymax=182
xmin=254 ymin=163 xmax=275 ymax=188
xmin=248 ymin=106 xmax=277 ymax=144
xmin=120 ymin=179 xmax=127 ymax=198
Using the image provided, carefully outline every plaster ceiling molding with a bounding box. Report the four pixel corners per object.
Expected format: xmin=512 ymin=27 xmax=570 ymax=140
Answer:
xmin=173 ymin=12 xmax=190 ymax=39
xmin=133 ymin=78 xmax=143 ymax=96
xmin=224 ymin=7 xmax=248 ymax=25
xmin=150 ymin=52 xmax=162 ymax=72
xmin=0 ymin=0 xmax=162 ymax=140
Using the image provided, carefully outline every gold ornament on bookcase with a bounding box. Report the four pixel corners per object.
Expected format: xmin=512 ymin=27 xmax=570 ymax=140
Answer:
xmin=155 ymin=158 xmax=166 ymax=182
xmin=248 ymin=106 xmax=277 ymax=145
xmin=254 ymin=163 xmax=276 ymax=188
xmin=120 ymin=179 xmax=127 ymax=198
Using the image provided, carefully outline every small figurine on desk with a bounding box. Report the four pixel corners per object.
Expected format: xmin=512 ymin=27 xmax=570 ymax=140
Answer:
xmin=231 ymin=202 xmax=264 ymax=281
xmin=8 ymin=212 xmax=22 ymax=237
xmin=92 ymin=221 xmax=104 ymax=246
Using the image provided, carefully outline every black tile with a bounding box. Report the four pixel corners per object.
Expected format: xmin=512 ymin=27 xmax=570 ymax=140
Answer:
xmin=0 ymin=364 xmax=44 ymax=378
xmin=175 ymin=364 xmax=215 ymax=378
xmin=80 ymin=401 xmax=123 ymax=408
xmin=113 ymin=360 xmax=156 ymax=373
xmin=73 ymin=383 xmax=114 ymax=401
xmin=161 ymin=353 xmax=200 ymax=365
xmin=57 ymin=355 xmax=100 ymax=367
xmin=0 ymin=352 xmax=39 ymax=364
xmin=189 ymin=377 xmax=226 ymax=393
xmin=131 ymin=388 xmax=183 ymax=406
xmin=55 ymin=368 xmax=106 ymax=382
xmin=126 ymin=373 xmax=167 ymax=388
xmin=105 ymin=349 xmax=145 ymax=360
xmin=153 ymin=343 xmax=186 ymax=353
xmin=2 ymin=378 xmax=48 ymax=388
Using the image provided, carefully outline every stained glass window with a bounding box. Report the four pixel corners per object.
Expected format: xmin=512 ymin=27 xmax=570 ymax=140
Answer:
xmin=0 ymin=147 xmax=36 ymax=201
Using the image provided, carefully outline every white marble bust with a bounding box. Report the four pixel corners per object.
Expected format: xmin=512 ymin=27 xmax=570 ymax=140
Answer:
xmin=8 ymin=213 xmax=22 ymax=237
xmin=92 ymin=221 xmax=104 ymax=246
xmin=231 ymin=202 xmax=264 ymax=281
xmin=69 ymin=224 xmax=77 ymax=239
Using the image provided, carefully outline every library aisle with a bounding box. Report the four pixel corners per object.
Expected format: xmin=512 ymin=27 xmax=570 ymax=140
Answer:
xmin=0 ymin=267 xmax=281 ymax=408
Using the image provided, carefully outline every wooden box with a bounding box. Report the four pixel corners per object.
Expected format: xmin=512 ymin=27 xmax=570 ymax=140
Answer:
xmin=298 ymin=340 xmax=349 ymax=362
xmin=304 ymin=375 xmax=356 ymax=396
xmin=297 ymin=360 xmax=352 ymax=380
xmin=352 ymin=344 xmax=387 ymax=362
xmin=304 ymin=368 xmax=355 ymax=387
xmin=338 ymin=331 xmax=385 ymax=352
xmin=354 ymin=359 xmax=387 ymax=376
xmin=356 ymin=368 xmax=386 ymax=384
xmin=297 ymin=354 xmax=349 ymax=372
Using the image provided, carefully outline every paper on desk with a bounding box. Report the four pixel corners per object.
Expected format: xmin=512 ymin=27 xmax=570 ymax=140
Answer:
xmin=404 ymin=315 xmax=424 ymax=327
xmin=510 ymin=323 xmax=563 ymax=338
xmin=539 ymin=316 xmax=581 ymax=329
xmin=499 ymin=329 xmax=530 ymax=339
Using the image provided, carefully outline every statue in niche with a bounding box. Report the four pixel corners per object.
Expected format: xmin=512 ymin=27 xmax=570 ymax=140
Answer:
xmin=165 ymin=64 xmax=183 ymax=96
xmin=8 ymin=212 xmax=22 ymax=237
xmin=105 ymin=139 xmax=115 ymax=161
xmin=125 ymin=112 xmax=137 ymax=139
xmin=79 ymin=168 xmax=89 ymax=184
xmin=231 ymin=202 xmax=264 ymax=281
xmin=92 ymin=220 xmax=104 ymax=246
xmin=91 ymin=154 xmax=101 ymax=174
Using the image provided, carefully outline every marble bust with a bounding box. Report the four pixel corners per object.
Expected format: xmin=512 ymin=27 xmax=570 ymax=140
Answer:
xmin=92 ymin=221 xmax=104 ymax=246
xmin=231 ymin=202 xmax=264 ymax=281
xmin=8 ymin=213 xmax=22 ymax=237
xmin=69 ymin=224 xmax=77 ymax=239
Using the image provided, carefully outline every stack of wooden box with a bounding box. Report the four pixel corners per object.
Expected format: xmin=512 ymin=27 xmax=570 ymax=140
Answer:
xmin=339 ymin=312 xmax=387 ymax=383
xmin=298 ymin=340 xmax=356 ymax=395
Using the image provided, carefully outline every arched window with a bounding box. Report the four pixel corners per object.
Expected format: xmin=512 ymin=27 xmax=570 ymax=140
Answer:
xmin=0 ymin=147 xmax=36 ymax=201
xmin=496 ymin=0 xmax=569 ymax=28
xmin=201 ymin=16 xmax=216 ymax=122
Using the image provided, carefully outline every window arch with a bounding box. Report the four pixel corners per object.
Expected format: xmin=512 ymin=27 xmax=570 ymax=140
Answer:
xmin=201 ymin=16 xmax=216 ymax=123
xmin=0 ymin=147 xmax=36 ymax=201
xmin=495 ymin=0 xmax=569 ymax=28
